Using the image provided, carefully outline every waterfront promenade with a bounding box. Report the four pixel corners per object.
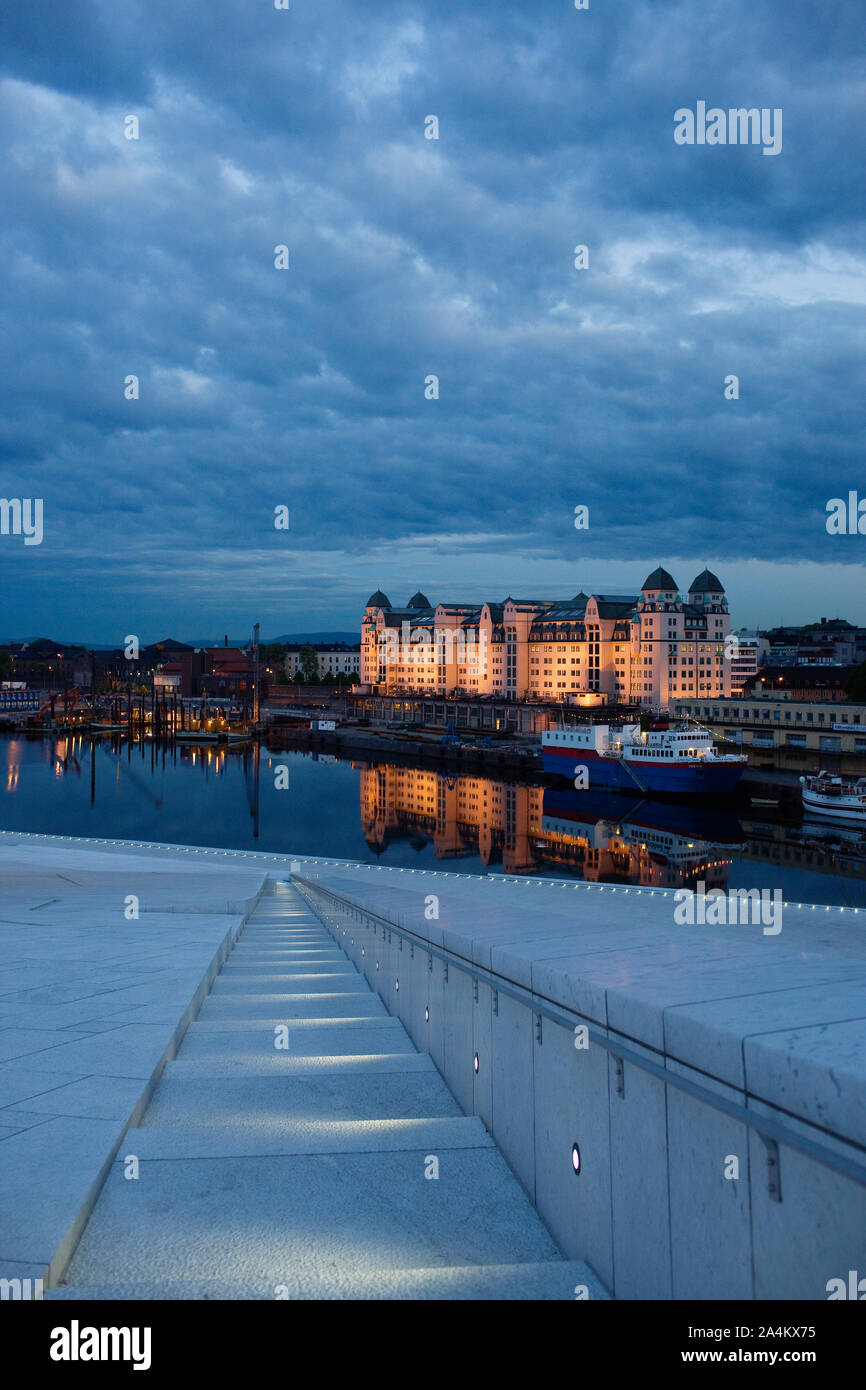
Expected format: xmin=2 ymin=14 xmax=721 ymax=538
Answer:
xmin=0 ymin=834 xmax=602 ymax=1299
xmin=1 ymin=831 xmax=864 ymax=1300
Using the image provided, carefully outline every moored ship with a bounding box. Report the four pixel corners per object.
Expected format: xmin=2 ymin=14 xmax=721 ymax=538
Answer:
xmin=541 ymin=720 xmax=747 ymax=797
xmin=800 ymin=771 xmax=866 ymax=823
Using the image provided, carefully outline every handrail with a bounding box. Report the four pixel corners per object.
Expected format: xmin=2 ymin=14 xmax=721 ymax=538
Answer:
xmin=291 ymin=873 xmax=866 ymax=1194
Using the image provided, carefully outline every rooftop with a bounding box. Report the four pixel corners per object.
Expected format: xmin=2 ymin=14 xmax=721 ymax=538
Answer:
xmin=642 ymin=567 xmax=677 ymax=591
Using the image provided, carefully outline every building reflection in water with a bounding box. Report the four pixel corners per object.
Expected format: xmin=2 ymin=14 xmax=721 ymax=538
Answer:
xmin=357 ymin=762 xmax=745 ymax=889
xmin=6 ymin=735 xmax=865 ymax=895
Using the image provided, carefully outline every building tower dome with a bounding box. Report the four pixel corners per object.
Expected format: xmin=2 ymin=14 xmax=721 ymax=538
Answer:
xmin=641 ymin=567 xmax=677 ymax=593
xmin=407 ymin=590 xmax=431 ymax=609
xmin=365 ymin=590 xmax=391 ymax=610
xmin=689 ymin=569 xmax=724 ymax=593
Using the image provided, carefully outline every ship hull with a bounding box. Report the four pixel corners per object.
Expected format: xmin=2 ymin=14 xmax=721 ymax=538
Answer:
xmin=801 ymin=791 xmax=866 ymax=824
xmin=542 ymin=788 xmax=744 ymax=842
xmin=541 ymin=744 xmax=745 ymax=796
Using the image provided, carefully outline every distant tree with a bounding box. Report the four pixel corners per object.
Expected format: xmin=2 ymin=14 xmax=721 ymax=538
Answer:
xmin=845 ymin=661 xmax=866 ymax=702
xmin=293 ymin=670 xmax=306 ymax=685
xmin=299 ymin=643 xmax=319 ymax=683
xmin=260 ymin=642 xmax=286 ymax=660
xmin=321 ymin=672 xmax=336 ymax=686
xmin=0 ymin=650 xmax=13 ymax=682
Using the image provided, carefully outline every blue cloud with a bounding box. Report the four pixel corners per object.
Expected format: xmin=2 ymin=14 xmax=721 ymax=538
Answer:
xmin=0 ymin=0 xmax=864 ymax=640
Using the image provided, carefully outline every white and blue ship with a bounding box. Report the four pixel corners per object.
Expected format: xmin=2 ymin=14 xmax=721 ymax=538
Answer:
xmin=541 ymin=720 xmax=747 ymax=797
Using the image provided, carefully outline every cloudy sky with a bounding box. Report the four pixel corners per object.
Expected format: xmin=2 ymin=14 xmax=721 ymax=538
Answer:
xmin=1 ymin=0 xmax=864 ymax=643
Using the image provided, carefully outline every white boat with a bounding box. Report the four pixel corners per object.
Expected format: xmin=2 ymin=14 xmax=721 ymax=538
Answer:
xmin=800 ymin=771 xmax=866 ymax=823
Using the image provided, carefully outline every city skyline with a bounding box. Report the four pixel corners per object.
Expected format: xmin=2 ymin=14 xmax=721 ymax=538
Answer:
xmin=3 ymin=554 xmax=866 ymax=648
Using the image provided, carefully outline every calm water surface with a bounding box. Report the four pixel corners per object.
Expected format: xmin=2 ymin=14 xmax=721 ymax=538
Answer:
xmin=2 ymin=733 xmax=865 ymax=910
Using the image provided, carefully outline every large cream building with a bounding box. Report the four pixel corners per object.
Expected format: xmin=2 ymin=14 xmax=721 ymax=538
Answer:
xmin=361 ymin=568 xmax=732 ymax=708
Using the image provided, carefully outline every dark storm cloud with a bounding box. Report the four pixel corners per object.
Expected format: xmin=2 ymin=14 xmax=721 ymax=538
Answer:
xmin=0 ymin=0 xmax=864 ymax=639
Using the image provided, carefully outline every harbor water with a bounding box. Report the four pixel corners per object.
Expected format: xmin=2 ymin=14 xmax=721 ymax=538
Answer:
xmin=2 ymin=732 xmax=865 ymax=909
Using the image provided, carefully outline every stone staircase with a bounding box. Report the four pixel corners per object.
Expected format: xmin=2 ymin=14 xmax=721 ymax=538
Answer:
xmin=49 ymin=882 xmax=607 ymax=1300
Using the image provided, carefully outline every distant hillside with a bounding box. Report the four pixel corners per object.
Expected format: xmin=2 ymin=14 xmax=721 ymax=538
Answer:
xmin=265 ymin=631 xmax=360 ymax=646
xmin=3 ymin=631 xmax=361 ymax=650
xmin=181 ymin=632 xmax=359 ymax=647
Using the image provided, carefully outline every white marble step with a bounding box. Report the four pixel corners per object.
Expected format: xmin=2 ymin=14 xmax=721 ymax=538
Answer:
xmin=127 ymin=1114 xmax=490 ymax=1157
xmin=179 ymin=1018 xmax=417 ymax=1058
xmin=160 ymin=1052 xmax=441 ymax=1076
xmin=238 ymin=943 xmax=334 ymax=951
xmin=212 ymin=973 xmax=366 ymax=992
xmin=47 ymin=1261 xmax=609 ymax=1300
xmin=243 ymin=925 xmax=330 ymax=933
xmin=63 ymin=1146 xmax=565 ymax=1286
xmin=199 ymin=994 xmax=387 ymax=1021
xmin=226 ymin=962 xmax=350 ymax=972
xmin=138 ymin=1064 xmax=463 ymax=1125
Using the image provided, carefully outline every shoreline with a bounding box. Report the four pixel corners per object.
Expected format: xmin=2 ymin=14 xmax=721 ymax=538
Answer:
xmin=0 ymin=722 xmax=842 ymax=812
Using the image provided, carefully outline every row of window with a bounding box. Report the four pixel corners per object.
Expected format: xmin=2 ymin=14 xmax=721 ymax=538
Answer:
xmin=684 ymin=705 xmax=851 ymax=725
xmin=734 ymin=733 xmax=865 ymax=753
